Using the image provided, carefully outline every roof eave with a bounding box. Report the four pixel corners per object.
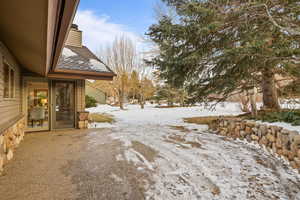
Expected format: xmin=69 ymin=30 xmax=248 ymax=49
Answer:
xmin=48 ymin=0 xmax=80 ymax=75
xmin=48 ymin=68 xmax=115 ymax=80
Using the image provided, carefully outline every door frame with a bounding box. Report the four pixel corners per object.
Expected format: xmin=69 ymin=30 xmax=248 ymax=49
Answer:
xmin=51 ymin=80 xmax=76 ymax=130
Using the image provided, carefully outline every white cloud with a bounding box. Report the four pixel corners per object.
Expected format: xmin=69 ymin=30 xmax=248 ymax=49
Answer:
xmin=74 ymin=10 xmax=141 ymax=52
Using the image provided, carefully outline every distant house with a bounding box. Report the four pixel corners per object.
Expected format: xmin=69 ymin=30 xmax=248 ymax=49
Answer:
xmin=86 ymin=81 xmax=107 ymax=104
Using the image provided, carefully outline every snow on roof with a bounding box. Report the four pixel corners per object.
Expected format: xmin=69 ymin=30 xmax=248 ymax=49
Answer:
xmin=62 ymin=48 xmax=77 ymax=57
xmin=57 ymin=46 xmax=114 ymax=74
xmin=89 ymin=59 xmax=108 ymax=71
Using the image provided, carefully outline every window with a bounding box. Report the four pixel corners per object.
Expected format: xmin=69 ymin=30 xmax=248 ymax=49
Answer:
xmin=3 ymin=62 xmax=15 ymax=99
xmin=3 ymin=63 xmax=9 ymax=98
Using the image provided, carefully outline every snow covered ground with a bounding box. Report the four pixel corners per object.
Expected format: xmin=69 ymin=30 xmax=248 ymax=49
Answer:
xmin=87 ymin=103 xmax=300 ymax=200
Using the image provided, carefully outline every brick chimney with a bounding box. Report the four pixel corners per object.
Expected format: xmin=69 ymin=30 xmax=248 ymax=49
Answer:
xmin=65 ymin=24 xmax=82 ymax=47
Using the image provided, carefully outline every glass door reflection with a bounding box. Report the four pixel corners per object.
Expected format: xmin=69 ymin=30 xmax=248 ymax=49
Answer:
xmin=53 ymin=81 xmax=75 ymax=129
xmin=26 ymin=81 xmax=49 ymax=131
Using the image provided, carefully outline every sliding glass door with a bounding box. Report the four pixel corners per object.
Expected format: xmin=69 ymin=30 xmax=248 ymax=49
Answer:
xmin=53 ymin=81 xmax=75 ymax=129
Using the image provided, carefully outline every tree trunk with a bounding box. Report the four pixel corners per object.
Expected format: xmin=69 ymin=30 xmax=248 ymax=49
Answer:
xmin=261 ymin=69 xmax=280 ymax=110
xmin=239 ymin=91 xmax=250 ymax=112
xmin=250 ymin=87 xmax=257 ymax=117
xmin=140 ymin=95 xmax=144 ymax=109
xmin=119 ymin=89 xmax=124 ymax=110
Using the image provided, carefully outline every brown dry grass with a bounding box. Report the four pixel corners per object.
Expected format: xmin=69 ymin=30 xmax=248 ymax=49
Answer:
xmin=169 ymin=125 xmax=191 ymax=133
xmin=89 ymin=113 xmax=115 ymax=123
xmin=155 ymin=105 xmax=182 ymax=108
xmin=184 ymin=115 xmax=238 ymax=125
xmin=183 ymin=116 xmax=219 ymax=125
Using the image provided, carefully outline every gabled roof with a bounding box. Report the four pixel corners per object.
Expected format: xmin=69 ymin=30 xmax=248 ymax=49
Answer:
xmin=57 ymin=45 xmax=114 ymax=74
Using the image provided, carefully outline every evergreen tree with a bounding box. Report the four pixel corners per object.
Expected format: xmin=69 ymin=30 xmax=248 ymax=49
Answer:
xmin=147 ymin=0 xmax=300 ymax=110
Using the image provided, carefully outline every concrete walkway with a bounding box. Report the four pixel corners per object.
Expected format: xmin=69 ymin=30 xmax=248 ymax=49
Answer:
xmin=0 ymin=129 xmax=147 ymax=200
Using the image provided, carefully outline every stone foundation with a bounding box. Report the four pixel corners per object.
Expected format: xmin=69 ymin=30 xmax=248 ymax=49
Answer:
xmin=0 ymin=117 xmax=25 ymax=174
xmin=78 ymin=111 xmax=89 ymax=129
xmin=210 ymin=118 xmax=300 ymax=172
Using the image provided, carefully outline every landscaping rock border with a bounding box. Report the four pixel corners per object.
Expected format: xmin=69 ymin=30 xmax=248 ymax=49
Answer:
xmin=0 ymin=117 xmax=25 ymax=175
xmin=210 ymin=117 xmax=300 ymax=172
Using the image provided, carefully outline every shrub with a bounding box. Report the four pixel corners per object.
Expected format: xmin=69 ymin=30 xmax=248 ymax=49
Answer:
xmin=85 ymin=95 xmax=97 ymax=108
xmin=248 ymin=110 xmax=300 ymax=126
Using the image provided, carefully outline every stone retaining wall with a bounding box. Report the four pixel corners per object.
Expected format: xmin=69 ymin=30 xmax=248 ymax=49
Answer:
xmin=210 ymin=118 xmax=300 ymax=171
xmin=0 ymin=117 xmax=25 ymax=175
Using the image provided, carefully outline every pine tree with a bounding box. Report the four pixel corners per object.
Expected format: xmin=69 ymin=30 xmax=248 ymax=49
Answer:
xmin=147 ymin=0 xmax=300 ymax=110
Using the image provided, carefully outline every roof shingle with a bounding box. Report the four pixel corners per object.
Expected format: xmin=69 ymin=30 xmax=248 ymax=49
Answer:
xmin=57 ymin=45 xmax=114 ymax=74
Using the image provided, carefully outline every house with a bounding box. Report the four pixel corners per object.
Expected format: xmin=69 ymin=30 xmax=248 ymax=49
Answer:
xmin=0 ymin=1 xmax=115 ymax=173
xmin=86 ymin=81 xmax=107 ymax=104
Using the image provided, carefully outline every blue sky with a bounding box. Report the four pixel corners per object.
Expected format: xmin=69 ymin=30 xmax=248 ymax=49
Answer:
xmin=78 ymin=0 xmax=156 ymax=34
xmin=75 ymin=0 xmax=158 ymax=51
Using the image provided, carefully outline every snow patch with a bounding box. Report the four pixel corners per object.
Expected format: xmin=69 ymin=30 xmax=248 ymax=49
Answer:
xmin=62 ymin=48 xmax=77 ymax=57
xmin=89 ymin=59 xmax=107 ymax=71
xmin=110 ymin=173 xmax=123 ymax=183
xmin=87 ymin=103 xmax=300 ymax=199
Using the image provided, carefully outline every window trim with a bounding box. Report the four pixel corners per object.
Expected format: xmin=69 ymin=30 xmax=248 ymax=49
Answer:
xmin=3 ymin=59 xmax=16 ymax=99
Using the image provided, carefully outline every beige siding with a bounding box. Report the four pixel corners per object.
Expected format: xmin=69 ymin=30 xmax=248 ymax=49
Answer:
xmin=65 ymin=28 xmax=82 ymax=47
xmin=0 ymin=42 xmax=22 ymax=130
xmin=86 ymin=84 xmax=106 ymax=104
xmin=76 ymin=80 xmax=85 ymax=112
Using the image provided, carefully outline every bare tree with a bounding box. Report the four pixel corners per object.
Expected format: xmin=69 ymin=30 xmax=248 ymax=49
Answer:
xmin=104 ymin=35 xmax=137 ymax=109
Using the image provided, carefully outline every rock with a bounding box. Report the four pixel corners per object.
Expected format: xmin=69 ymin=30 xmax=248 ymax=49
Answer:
xmin=259 ymin=136 xmax=268 ymax=146
xmin=291 ymin=135 xmax=300 ymax=148
xmin=272 ymin=142 xmax=277 ymax=153
xmin=78 ymin=121 xmax=85 ymax=129
xmin=282 ymin=148 xmax=289 ymax=156
xmin=276 ymin=138 xmax=282 ymax=148
xmin=0 ymin=156 xmax=3 ymax=174
xmin=281 ymin=135 xmax=290 ymax=149
xmin=228 ymin=122 xmax=235 ymax=132
xmin=240 ymin=131 xmax=247 ymax=138
xmin=288 ymin=151 xmax=295 ymax=161
xmin=240 ymin=122 xmax=246 ymax=130
xmin=257 ymin=129 xmax=262 ymax=138
xmin=277 ymin=149 xmax=283 ymax=156
xmin=252 ymin=128 xmax=258 ymax=136
xmin=0 ymin=135 xmax=3 ymax=146
xmin=251 ymin=135 xmax=259 ymax=141
xmin=234 ymin=128 xmax=240 ymax=138
xmin=266 ymin=133 xmax=276 ymax=143
xmin=246 ymin=122 xmax=256 ymax=127
xmin=290 ymin=161 xmax=299 ymax=169
xmin=294 ymin=157 xmax=300 ymax=167
xmin=270 ymin=126 xmax=277 ymax=135
xmin=297 ymin=149 xmax=300 ymax=158
xmin=223 ymin=120 xmax=228 ymax=127
xmin=6 ymin=149 xmax=13 ymax=161
xmin=281 ymin=129 xmax=290 ymax=136
xmin=259 ymin=125 xmax=268 ymax=136
xmin=246 ymin=135 xmax=252 ymax=142
xmin=220 ymin=130 xmax=226 ymax=136
xmin=245 ymin=126 xmax=252 ymax=134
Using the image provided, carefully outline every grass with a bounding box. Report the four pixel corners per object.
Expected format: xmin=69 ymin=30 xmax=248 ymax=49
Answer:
xmin=244 ymin=109 xmax=300 ymax=126
xmin=89 ymin=113 xmax=115 ymax=123
xmin=184 ymin=115 xmax=239 ymax=126
xmin=184 ymin=116 xmax=219 ymax=125
xmin=155 ymin=105 xmax=182 ymax=108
